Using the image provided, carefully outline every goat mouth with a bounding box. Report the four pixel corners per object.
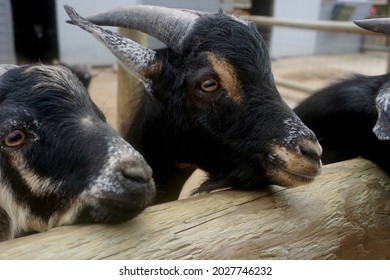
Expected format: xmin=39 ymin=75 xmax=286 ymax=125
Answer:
xmin=96 ymin=195 xmax=153 ymax=211
xmin=78 ymin=205 xmax=144 ymax=224
xmin=80 ymin=196 xmax=150 ymax=224
xmin=268 ymin=166 xmax=320 ymax=187
xmin=267 ymin=144 xmax=322 ymax=187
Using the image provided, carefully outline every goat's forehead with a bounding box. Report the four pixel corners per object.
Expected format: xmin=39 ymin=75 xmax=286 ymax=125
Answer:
xmin=22 ymin=64 xmax=73 ymax=79
xmin=1 ymin=69 xmax=96 ymax=115
xmin=17 ymin=65 xmax=88 ymax=99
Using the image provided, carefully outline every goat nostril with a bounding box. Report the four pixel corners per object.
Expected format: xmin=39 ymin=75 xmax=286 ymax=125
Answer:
xmin=121 ymin=161 xmax=153 ymax=184
xmin=298 ymin=139 xmax=322 ymax=161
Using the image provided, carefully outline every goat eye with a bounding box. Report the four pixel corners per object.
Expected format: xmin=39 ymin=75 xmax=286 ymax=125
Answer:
xmin=4 ymin=130 xmax=27 ymax=148
xmin=200 ymin=79 xmax=219 ymax=93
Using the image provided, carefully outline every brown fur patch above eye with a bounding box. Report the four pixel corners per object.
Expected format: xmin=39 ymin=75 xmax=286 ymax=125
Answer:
xmin=208 ymin=53 xmax=243 ymax=104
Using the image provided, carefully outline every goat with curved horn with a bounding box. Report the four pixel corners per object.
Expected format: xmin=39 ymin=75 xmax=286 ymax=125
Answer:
xmin=77 ymin=5 xmax=201 ymax=52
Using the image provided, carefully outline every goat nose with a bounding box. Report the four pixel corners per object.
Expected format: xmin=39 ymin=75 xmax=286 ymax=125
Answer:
xmin=120 ymin=159 xmax=153 ymax=184
xmin=298 ymin=139 xmax=322 ymax=162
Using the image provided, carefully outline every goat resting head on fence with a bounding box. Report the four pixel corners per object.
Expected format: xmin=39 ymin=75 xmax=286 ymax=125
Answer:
xmin=0 ymin=64 xmax=155 ymax=241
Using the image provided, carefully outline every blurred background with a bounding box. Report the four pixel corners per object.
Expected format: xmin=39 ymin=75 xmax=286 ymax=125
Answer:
xmin=1 ymin=0 xmax=389 ymax=127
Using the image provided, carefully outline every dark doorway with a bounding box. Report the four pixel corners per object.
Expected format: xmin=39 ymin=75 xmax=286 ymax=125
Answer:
xmin=250 ymin=0 xmax=274 ymax=45
xmin=11 ymin=0 xmax=58 ymax=63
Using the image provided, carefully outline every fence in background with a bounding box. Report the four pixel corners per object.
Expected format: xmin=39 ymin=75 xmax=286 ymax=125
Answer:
xmin=247 ymin=15 xmax=390 ymax=94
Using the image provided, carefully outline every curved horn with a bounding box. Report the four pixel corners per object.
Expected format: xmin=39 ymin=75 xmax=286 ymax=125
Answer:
xmin=354 ymin=17 xmax=390 ymax=34
xmin=82 ymin=5 xmax=202 ymax=52
xmin=64 ymin=5 xmax=156 ymax=94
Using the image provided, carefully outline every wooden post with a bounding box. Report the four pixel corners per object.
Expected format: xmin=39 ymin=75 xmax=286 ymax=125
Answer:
xmin=116 ymin=28 xmax=147 ymax=135
xmin=0 ymin=158 xmax=389 ymax=260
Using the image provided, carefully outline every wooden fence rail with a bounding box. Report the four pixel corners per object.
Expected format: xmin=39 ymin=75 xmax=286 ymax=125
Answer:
xmin=0 ymin=158 xmax=388 ymax=260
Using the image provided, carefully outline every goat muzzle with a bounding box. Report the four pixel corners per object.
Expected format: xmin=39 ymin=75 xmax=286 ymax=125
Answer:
xmin=268 ymin=139 xmax=322 ymax=187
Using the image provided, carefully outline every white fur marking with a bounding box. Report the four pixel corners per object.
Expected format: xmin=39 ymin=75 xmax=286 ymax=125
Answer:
xmin=373 ymin=88 xmax=390 ymax=140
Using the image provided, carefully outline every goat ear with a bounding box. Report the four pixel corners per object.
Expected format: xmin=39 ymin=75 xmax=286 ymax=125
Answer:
xmin=373 ymin=85 xmax=390 ymax=140
xmin=64 ymin=5 xmax=156 ymax=95
xmin=0 ymin=64 xmax=18 ymax=78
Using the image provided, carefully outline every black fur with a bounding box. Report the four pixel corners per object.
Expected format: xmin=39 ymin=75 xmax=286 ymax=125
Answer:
xmin=0 ymin=65 xmax=108 ymax=210
xmin=294 ymin=73 xmax=390 ymax=173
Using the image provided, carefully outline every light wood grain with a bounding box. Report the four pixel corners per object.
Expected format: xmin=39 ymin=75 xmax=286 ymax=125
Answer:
xmin=0 ymin=158 xmax=388 ymax=260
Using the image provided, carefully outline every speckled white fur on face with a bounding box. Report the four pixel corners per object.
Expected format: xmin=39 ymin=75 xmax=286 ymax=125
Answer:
xmin=374 ymin=87 xmax=390 ymax=140
xmin=281 ymin=116 xmax=315 ymax=149
xmin=86 ymin=136 xmax=147 ymax=199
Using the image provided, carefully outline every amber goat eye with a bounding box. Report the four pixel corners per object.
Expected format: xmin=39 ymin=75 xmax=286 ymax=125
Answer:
xmin=4 ymin=130 xmax=27 ymax=148
xmin=200 ymin=78 xmax=219 ymax=93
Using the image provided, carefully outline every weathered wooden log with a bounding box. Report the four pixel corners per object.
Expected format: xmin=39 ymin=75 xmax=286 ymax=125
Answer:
xmin=0 ymin=158 xmax=388 ymax=259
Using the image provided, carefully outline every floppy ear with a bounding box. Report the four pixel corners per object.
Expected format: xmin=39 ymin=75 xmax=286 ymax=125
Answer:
xmin=373 ymin=83 xmax=390 ymax=140
xmin=0 ymin=64 xmax=19 ymax=95
xmin=0 ymin=64 xmax=18 ymax=77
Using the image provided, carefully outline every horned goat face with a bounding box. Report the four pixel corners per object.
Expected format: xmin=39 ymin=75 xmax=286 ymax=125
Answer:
xmin=65 ymin=5 xmax=322 ymax=193
xmin=0 ymin=64 xmax=155 ymax=241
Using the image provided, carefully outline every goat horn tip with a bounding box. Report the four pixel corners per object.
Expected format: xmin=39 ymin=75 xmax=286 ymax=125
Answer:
xmin=353 ymin=17 xmax=390 ymax=34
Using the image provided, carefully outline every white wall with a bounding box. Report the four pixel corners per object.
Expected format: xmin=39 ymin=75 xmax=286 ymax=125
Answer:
xmin=56 ymin=0 xmax=138 ymax=66
xmin=269 ymin=0 xmax=322 ymax=59
xmin=269 ymin=0 xmax=371 ymax=59
xmin=0 ymin=0 xmax=16 ymax=64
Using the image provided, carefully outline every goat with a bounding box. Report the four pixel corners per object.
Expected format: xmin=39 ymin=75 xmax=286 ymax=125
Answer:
xmin=0 ymin=64 xmax=155 ymax=241
xmin=294 ymin=73 xmax=389 ymax=173
xmin=65 ymin=5 xmax=323 ymax=203
xmin=294 ymin=18 xmax=390 ymax=174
